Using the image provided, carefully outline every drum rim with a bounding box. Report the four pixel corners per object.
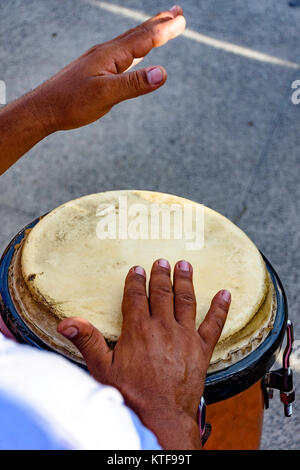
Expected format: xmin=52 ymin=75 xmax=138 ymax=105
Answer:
xmin=0 ymin=217 xmax=52 ymax=350
xmin=0 ymin=219 xmax=287 ymax=403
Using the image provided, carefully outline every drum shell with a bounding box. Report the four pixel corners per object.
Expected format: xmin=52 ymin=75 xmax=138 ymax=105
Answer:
xmin=205 ymin=380 xmax=264 ymax=450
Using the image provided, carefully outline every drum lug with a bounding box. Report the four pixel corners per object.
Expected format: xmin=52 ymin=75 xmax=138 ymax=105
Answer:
xmin=262 ymin=320 xmax=295 ymax=417
xmin=202 ymin=423 xmax=212 ymax=447
xmin=261 ymin=382 xmax=273 ymax=410
xmin=198 ymin=397 xmax=212 ymax=447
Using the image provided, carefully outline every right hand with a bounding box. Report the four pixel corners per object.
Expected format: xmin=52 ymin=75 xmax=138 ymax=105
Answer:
xmin=58 ymin=259 xmax=231 ymax=449
xmin=31 ymin=6 xmax=186 ymax=133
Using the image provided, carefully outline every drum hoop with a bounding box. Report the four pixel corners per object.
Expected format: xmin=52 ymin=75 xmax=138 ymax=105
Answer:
xmin=0 ymin=217 xmax=51 ymax=350
xmin=0 ymin=220 xmax=288 ymax=402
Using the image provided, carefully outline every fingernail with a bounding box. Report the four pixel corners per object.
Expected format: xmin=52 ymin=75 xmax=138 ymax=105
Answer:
xmin=158 ymin=259 xmax=170 ymax=269
xmin=146 ymin=67 xmax=163 ymax=85
xmin=61 ymin=326 xmax=78 ymax=339
xmin=177 ymin=260 xmax=191 ymax=272
xmin=133 ymin=266 xmax=146 ymax=277
xmin=220 ymin=289 xmax=231 ymax=303
xmin=170 ymin=5 xmax=179 ymax=13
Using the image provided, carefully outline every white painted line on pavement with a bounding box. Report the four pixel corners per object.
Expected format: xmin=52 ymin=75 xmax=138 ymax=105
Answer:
xmin=84 ymin=0 xmax=300 ymax=69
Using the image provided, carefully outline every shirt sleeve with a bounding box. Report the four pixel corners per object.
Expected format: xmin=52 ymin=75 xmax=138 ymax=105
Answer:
xmin=0 ymin=388 xmax=70 ymax=450
xmin=0 ymin=333 xmax=161 ymax=450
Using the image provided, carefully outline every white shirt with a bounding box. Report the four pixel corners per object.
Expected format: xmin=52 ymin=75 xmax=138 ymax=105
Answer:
xmin=0 ymin=333 xmax=160 ymax=450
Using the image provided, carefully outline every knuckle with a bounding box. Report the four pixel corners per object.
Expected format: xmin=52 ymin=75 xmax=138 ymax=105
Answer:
xmin=139 ymin=24 xmax=150 ymax=35
xmin=115 ymin=46 xmax=132 ymax=71
xmin=176 ymin=291 xmax=196 ymax=306
xmin=125 ymin=27 xmax=136 ymax=36
xmin=127 ymin=71 xmax=146 ymax=91
xmin=84 ymin=44 xmax=103 ymax=59
xmin=76 ymin=328 xmax=98 ymax=351
xmin=199 ymin=324 xmax=211 ymax=347
xmin=137 ymin=317 xmax=150 ymax=335
xmin=211 ymin=314 xmax=225 ymax=334
xmin=135 ymin=23 xmax=150 ymax=36
xmin=155 ymin=318 xmax=173 ymax=334
xmin=200 ymin=313 xmax=225 ymax=345
xmin=151 ymin=284 xmax=173 ymax=297
xmin=199 ymin=324 xmax=217 ymax=352
xmin=214 ymin=299 xmax=229 ymax=314
xmin=124 ymin=312 xmax=149 ymax=335
xmin=137 ymin=23 xmax=155 ymax=46
xmin=125 ymin=286 xmax=147 ymax=299
xmin=85 ymin=44 xmax=99 ymax=55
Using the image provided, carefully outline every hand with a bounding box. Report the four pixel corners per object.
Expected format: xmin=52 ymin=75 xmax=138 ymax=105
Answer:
xmin=0 ymin=6 xmax=185 ymax=174
xmin=58 ymin=259 xmax=231 ymax=450
xmin=32 ymin=6 xmax=186 ymax=133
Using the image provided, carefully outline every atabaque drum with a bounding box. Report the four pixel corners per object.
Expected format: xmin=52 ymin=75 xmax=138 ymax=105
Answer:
xmin=0 ymin=191 xmax=294 ymax=449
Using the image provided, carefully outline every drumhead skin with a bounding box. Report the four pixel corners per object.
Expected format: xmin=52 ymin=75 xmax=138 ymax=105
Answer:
xmin=16 ymin=191 xmax=274 ymax=370
xmin=21 ymin=192 xmax=267 ymax=341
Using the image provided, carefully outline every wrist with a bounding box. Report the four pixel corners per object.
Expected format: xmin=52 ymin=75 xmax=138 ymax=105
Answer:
xmin=138 ymin=408 xmax=202 ymax=450
xmin=0 ymin=88 xmax=57 ymax=174
xmin=26 ymin=86 xmax=59 ymax=136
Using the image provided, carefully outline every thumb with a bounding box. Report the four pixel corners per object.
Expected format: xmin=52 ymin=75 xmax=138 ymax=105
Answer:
xmin=57 ymin=317 xmax=112 ymax=380
xmin=108 ymin=66 xmax=167 ymax=104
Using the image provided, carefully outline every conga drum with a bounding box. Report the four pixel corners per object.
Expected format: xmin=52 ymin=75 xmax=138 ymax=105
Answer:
xmin=0 ymin=190 xmax=294 ymax=450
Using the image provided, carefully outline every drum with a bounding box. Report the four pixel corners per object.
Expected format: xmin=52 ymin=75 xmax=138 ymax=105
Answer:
xmin=0 ymin=191 xmax=294 ymax=450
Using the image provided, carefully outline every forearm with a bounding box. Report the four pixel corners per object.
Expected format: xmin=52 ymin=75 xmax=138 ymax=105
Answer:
xmin=0 ymin=88 xmax=55 ymax=175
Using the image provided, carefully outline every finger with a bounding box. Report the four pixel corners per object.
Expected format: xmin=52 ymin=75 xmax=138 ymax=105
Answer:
xmin=145 ymin=5 xmax=184 ymax=21
xmin=149 ymin=259 xmax=174 ymax=321
xmin=197 ymin=290 xmax=231 ymax=358
xmin=122 ymin=266 xmax=150 ymax=331
xmin=110 ymin=7 xmax=186 ymax=73
xmin=173 ymin=260 xmax=196 ymax=328
xmin=57 ymin=317 xmax=113 ymax=378
xmin=104 ymin=65 xmax=167 ymax=104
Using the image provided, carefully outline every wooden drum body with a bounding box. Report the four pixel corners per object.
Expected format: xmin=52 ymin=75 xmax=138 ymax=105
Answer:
xmin=205 ymin=381 xmax=264 ymax=450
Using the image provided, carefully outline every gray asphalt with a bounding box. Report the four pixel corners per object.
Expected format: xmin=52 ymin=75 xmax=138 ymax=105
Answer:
xmin=0 ymin=0 xmax=299 ymax=450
